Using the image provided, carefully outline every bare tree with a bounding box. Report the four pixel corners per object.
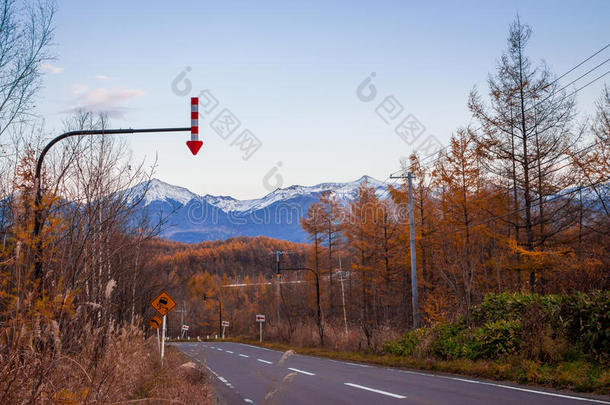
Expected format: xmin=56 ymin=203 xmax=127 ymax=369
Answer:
xmin=468 ymin=16 xmax=577 ymax=292
xmin=0 ymin=0 xmax=55 ymax=137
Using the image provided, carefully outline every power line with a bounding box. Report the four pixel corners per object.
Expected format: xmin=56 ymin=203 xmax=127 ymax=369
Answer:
xmin=386 ymin=139 xmax=601 ymax=228
xmin=440 ymin=175 xmax=609 ymax=238
xmin=551 ymin=43 xmax=609 ymax=84
xmin=379 ymin=65 xmax=606 ymax=204
xmin=523 ymin=57 xmax=609 ymax=114
xmin=413 ymin=43 xmax=610 ymax=170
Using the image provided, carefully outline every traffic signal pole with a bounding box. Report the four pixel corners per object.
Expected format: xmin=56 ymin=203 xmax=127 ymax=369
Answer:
xmin=277 ymin=262 xmax=323 ymax=346
xmin=32 ymin=126 xmax=191 ymax=284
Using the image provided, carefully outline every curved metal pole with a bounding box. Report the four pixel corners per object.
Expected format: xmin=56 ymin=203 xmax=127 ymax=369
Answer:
xmin=32 ymin=127 xmax=190 ymax=281
xmin=278 ymin=267 xmax=323 ymax=346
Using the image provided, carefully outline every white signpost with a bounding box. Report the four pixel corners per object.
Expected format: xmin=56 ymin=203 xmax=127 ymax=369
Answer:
xmin=256 ymin=314 xmax=265 ymax=342
xmin=181 ymin=324 xmax=189 ymax=339
xmin=221 ymin=321 xmax=229 ymax=339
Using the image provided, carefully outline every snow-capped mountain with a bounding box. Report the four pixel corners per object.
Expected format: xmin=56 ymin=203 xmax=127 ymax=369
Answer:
xmin=199 ymin=175 xmax=388 ymax=213
xmin=129 ymin=178 xmax=198 ymax=206
xmin=128 ymin=176 xmax=389 ymax=243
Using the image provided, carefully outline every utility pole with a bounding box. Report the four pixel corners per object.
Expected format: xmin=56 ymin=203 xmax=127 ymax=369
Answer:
xmin=275 ymin=251 xmax=281 ymax=324
xmin=391 ymin=171 xmax=420 ymax=328
xmin=338 ymin=257 xmax=348 ymax=334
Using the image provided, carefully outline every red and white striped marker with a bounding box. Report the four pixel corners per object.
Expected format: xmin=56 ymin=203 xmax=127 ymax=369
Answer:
xmin=186 ymin=97 xmax=203 ymax=155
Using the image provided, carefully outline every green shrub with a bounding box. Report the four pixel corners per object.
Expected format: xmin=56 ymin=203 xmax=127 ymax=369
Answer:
xmin=430 ymin=323 xmax=473 ymax=360
xmin=560 ymin=291 xmax=610 ymax=364
xmin=473 ymin=319 xmax=522 ymax=359
xmin=472 ymin=292 xmax=562 ymax=326
xmin=383 ymin=328 xmax=425 ymax=356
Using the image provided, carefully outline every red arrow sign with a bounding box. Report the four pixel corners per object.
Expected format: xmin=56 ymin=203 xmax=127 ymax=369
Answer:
xmin=188 ymin=97 xmax=202 ymax=155
xmin=186 ymin=140 xmax=203 ymax=155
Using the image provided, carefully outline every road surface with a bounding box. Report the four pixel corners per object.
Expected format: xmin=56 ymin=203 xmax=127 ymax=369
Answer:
xmin=174 ymin=341 xmax=610 ymax=405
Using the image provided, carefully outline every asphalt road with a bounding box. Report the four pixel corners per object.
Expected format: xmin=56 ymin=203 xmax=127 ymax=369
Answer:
xmin=174 ymin=341 xmax=610 ymax=405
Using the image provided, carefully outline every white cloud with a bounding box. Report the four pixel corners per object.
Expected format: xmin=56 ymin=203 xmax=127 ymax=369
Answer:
xmin=95 ymin=75 xmax=111 ymax=80
xmin=63 ymin=88 xmax=146 ymax=119
xmin=40 ymin=62 xmax=64 ymax=74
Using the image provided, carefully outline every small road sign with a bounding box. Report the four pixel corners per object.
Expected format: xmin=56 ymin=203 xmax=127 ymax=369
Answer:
xmin=151 ymin=291 xmax=177 ymax=316
xmin=149 ymin=315 xmax=162 ymax=329
xmin=256 ymin=314 xmax=265 ymax=342
xmin=222 ymin=321 xmax=230 ymax=327
xmin=181 ymin=324 xmax=189 ymax=331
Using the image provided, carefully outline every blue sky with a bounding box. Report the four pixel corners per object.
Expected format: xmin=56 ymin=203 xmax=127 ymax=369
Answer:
xmin=36 ymin=0 xmax=610 ymax=199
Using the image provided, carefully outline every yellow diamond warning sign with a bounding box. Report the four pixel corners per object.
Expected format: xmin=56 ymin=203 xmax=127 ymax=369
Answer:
xmin=149 ymin=315 xmax=162 ymax=329
xmin=151 ymin=291 xmax=176 ymax=316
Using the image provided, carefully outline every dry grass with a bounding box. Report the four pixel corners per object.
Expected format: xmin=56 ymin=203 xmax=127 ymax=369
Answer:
xmin=258 ymin=321 xmax=401 ymax=353
xmin=0 ymin=315 xmax=212 ymax=404
xmin=131 ymin=345 xmax=212 ymax=405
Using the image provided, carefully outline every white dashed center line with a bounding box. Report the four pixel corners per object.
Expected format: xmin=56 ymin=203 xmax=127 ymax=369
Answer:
xmin=344 ymin=383 xmax=406 ymax=399
xmin=239 ymin=354 xmax=249 ymax=358
xmin=288 ymin=367 xmax=315 ymax=376
xmin=226 ymin=350 xmax=234 ymax=354
xmin=257 ymin=358 xmax=272 ymax=364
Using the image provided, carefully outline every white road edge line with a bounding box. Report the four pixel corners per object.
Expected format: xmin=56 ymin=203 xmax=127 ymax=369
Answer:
xmin=288 ymin=367 xmax=315 ymax=376
xmin=441 ymin=375 xmax=610 ymax=404
xmin=344 ymin=383 xmax=406 ymax=399
xmin=345 ymin=362 xmax=369 ymax=368
xmin=257 ymin=359 xmax=273 ymax=364
xmin=238 ymin=354 xmax=249 ymax=358
xmin=397 ymin=370 xmax=609 ymax=404
xmin=397 ymin=370 xmax=610 ymax=404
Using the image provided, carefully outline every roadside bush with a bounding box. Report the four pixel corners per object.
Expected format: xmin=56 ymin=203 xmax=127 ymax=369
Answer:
xmin=471 ymin=292 xmax=562 ymax=326
xmin=430 ymin=323 xmax=473 ymax=360
xmin=560 ymin=291 xmax=610 ymax=364
xmin=383 ymin=328 xmax=426 ymax=356
xmin=473 ymin=319 xmax=522 ymax=359
xmin=383 ymin=291 xmax=608 ymax=365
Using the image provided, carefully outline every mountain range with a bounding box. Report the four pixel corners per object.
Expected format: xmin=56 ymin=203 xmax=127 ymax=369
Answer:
xmin=130 ymin=176 xmax=388 ymax=243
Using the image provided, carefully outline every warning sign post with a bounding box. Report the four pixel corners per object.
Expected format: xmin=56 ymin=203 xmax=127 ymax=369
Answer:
xmin=151 ymin=291 xmax=177 ymax=365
